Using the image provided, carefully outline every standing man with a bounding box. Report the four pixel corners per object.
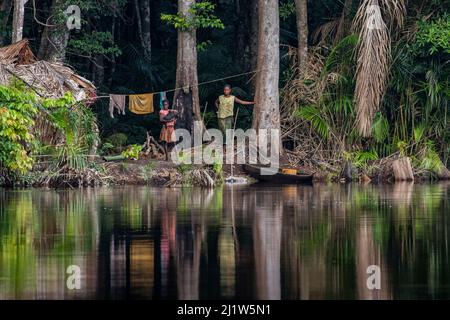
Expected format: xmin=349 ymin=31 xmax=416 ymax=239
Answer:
xmin=215 ymin=84 xmax=254 ymax=136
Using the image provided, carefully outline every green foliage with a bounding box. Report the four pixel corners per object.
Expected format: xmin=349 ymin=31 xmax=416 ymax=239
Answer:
xmin=69 ymin=31 xmax=122 ymax=57
xmin=352 ymin=150 xmax=379 ymax=169
xmin=413 ymin=124 xmax=426 ymax=144
xmin=324 ymin=35 xmax=359 ymax=72
xmin=56 ymin=142 xmax=88 ymax=171
xmin=44 ymin=94 xmax=98 ymax=171
xmin=415 ymin=15 xmax=450 ymax=55
xmin=121 ymin=144 xmax=142 ymax=160
xmin=396 ymin=141 xmax=408 ymax=157
xmin=141 ymin=161 xmax=156 ymax=183
xmin=372 ymin=113 xmax=389 ymax=144
xmin=213 ymin=161 xmax=222 ymax=175
xmin=0 ymin=82 xmax=38 ymax=174
xmin=279 ymin=1 xmax=296 ymax=20
xmin=99 ymin=142 xmax=114 ymax=155
xmin=212 ymin=160 xmax=223 ymax=182
xmin=177 ymin=163 xmax=193 ymax=175
xmin=197 ymin=40 xmax=212 ymax=52
xmin=0 ymin=81 xmax=98 ymax=177
xmin=296 ymin=105 xmax=330 ymax=140
xmin=419 ymin=146 xmax=442 ymax=173
xmin=161 ymin=1 xmax=224 ymax=31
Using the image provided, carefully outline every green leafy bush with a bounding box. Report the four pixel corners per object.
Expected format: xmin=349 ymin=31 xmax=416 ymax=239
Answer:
xmin=1 ymin=81 xmax=99 ymax=177
xmin=121 ymin=144 xmax=142 ymax=160
xmin=99 ymin=142 xmax=114 ymax=155
xmin=161 ymin=2 xmax=224 ymax=31
xmin=43 ymin=93 xmax=98 ymax=171
xmin=0 ymin=82 xmax=38 ymax=174
xmin=415 ymin=16 xmax=450 ymax=55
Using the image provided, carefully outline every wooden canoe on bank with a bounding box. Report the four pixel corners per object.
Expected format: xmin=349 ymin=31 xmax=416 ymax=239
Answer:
xmin=243 ymin=164 xmax=314 ymax=184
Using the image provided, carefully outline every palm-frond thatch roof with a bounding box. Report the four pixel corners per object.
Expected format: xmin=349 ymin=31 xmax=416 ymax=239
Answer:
xmin=0 ymin=39 xmax=95 ymax=100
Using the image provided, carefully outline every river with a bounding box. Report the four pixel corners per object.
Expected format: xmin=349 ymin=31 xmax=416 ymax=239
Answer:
xmin=0 ymin=183 xmax=449 ymax=299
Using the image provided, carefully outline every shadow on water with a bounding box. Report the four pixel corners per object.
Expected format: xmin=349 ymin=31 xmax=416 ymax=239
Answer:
xmin=0 ymin=182 xmax=449 ymax=300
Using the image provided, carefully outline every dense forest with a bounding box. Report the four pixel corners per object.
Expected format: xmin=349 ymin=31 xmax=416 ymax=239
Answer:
xmin=0 ymin=0 xmax=449 ymax=186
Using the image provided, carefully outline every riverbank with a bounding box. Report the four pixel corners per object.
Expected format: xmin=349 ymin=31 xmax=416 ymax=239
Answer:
xmin=1 ymin=152 xmax=449 ymax=189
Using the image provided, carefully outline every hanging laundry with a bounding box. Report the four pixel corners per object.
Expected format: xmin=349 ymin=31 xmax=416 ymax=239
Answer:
xmin=109 ymin=94 xmax=126 ymax=118
xmin=159 ymin=91 xmax=167 ymax=110
xmin=129 ymin=93 xmax=154 ymax=115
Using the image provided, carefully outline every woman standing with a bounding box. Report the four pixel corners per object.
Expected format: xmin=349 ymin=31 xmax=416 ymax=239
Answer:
xmin=159 ymin=100 xmax=178 ymax=160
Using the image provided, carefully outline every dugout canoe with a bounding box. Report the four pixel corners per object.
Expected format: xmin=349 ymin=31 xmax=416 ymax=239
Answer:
xmin=243 ymin=164 xmax=314 ymax=183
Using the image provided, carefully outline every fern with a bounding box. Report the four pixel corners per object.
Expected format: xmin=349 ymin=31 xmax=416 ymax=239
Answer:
xmin=372 ymin=113 xmax=389 ymax=143
xmin=296 ymin=105 xmax=330 ymax=140
xmin=353 ymin=150 xmax=379 ymax=168
xmin=413 ymin=124 xmax=426 ymax=143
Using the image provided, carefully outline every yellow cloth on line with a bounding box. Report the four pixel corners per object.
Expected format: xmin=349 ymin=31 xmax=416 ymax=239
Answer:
xmin=129 ymin=93 xmax=154 ymax=114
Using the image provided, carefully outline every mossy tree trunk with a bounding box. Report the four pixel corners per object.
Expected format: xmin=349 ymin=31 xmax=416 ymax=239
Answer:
xmin=38 ymin=0 xmax=69 ymax=62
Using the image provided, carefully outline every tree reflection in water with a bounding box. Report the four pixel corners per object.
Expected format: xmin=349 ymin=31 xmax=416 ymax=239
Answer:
xmin=0 ymin=182 xmax=449 ymax=299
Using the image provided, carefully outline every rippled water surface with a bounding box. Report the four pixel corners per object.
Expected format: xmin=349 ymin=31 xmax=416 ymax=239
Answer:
xmin=0 ymin=183 xmax=449 ymax=299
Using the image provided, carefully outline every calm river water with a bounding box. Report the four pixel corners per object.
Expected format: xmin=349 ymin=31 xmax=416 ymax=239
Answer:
xmin=0 ymin=183 xmax=449 ymax=300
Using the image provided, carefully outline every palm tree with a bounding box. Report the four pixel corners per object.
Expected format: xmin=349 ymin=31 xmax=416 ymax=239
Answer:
xmin=352 ymin=0 xmax=406 ymax=137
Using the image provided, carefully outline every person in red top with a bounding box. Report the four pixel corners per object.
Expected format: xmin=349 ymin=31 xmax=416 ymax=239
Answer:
xmin=159 ymin=100 xmax=178 ymax=160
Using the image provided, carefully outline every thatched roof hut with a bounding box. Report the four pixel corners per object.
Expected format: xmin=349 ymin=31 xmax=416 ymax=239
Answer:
xmin=0 ymin=40 xmax=98 ymax=148
xmin=0 ymin=39 xmax=95 ymax=100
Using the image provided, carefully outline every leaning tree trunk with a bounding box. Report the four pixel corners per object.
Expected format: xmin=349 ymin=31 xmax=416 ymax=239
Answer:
xmin=38 ymin=0 xmax=70 ymax=62
xmin=252 ymin=0 xmax=280 ymax=132
xmin=0 ymin=0 xmax=13 ymax=46
xmin=134 ymin=0 xmax=152 ymax=62
xmin=173 ymin=0 xmax=201 ymax=133
xmin=11 ymin=0 xmax=26 ymax=43
xmin=294 ymin=0 xmax=308 ymax=70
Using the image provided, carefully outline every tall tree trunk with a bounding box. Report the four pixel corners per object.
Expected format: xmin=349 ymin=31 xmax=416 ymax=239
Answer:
xmin=249 ymin=0 xmax=258 ymax=89
xmin=294 ymin=0 xmax=308 ymax=70
xmin=233 ymin=0 xmax=249 ymax=71
xmin=252 ymin=0 xmax=280 ymax=132
xmin=173 ymin=0 xmax=201 ymax=133
xmin=11 ymin=0 xmax=26 ymax=43
xmin=0 ymin=0 xmax=13 ymax=46
xmin=38 ymin=0 xmax=69 ymax=62
xmin=134 ymin=0 xmax=151 ymax=62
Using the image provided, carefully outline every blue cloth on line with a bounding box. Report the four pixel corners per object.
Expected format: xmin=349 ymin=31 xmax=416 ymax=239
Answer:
xmin=159 ymin=92 xmax=167 ymax=110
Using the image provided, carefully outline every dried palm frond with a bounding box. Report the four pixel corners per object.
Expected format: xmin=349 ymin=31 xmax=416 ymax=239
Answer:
xmin=0 ymin=39 xmax=36 ymax=64
xmin=312 ymin=19 xmax=341 ymax=45
xmin=312 ymin=0 xmax=354 ymax=46
xmin=0 ymin=40 xmax=95 ymax=99
xmin=352 ymin=0 xmax=406 ymax=137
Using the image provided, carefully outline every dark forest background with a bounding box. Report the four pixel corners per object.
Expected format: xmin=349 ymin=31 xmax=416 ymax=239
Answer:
xmin=1 ymin=0 xmax=352 ymax=144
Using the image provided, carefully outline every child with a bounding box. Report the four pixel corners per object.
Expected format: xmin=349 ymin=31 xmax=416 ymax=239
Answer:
xmin=159 ymin=100 xmax=178 ymax=160
xmin=215 ymin=84 xmax=254 ymax=136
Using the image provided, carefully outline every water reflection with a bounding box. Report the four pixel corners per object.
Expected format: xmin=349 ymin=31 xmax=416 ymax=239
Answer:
xmin=0 ymin=182 xmax=449 ymax=300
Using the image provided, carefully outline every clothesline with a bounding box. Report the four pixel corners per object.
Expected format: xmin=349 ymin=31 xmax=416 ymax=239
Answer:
xmin=92 ymin=68 xmax=265 ymax=100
